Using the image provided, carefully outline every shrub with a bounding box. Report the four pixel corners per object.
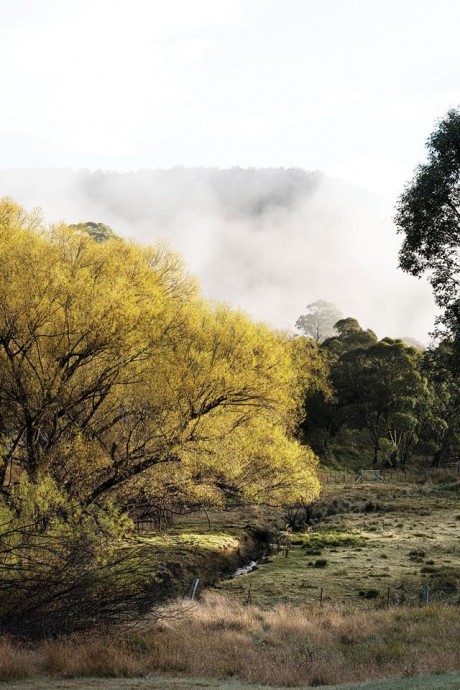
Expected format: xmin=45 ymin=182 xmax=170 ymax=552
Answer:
xmin=421 ymin=565 xmax=437 ymax=574
xmin=432 ymin=573 xmax=459 ymax=593
xmin=314 ymin=559 xmax=328 ymax=568
xmin=409 ymin=549 xmax=426 ymax=563
xmin=358 ymin=589 xmax=379 ymax=599
xmin=0 ymin=516 xmax=175 ymax=638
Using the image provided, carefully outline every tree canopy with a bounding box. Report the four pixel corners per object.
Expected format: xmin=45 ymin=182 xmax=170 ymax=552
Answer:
xmin=295 ymin=300 xmax=343 ymax=342
xmin=0 ymin=198 xmax=322 ymax=518
xmin=395 ymin=108 xmax=460 ymax=344
xmin=332 ymin=338 xmax=425 ymax=465
xmin=301 ymin=317 xmax=433 ymax=468
xmin=0 ymin=198 xmax=330 ymax=635
xmin=69 ymin=221 xmax=118 ymax=243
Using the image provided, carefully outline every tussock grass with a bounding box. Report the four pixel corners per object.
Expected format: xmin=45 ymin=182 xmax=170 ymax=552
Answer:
xmin=221 ymin=482 xmax=460 ymax=606
xmin=1 ymin=592 xmax=460 ymax=687
xmin=293 ymin=531 xmax=366 ymax=550
xmin=2 ymin=484 xmax=459 ymax=687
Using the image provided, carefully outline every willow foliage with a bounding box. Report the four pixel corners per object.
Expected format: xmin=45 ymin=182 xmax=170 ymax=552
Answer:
xmin=0 ymin=199 xmax=321 ymax=517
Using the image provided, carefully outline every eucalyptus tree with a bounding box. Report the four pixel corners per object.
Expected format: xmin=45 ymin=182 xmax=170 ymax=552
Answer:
xmin=332 ymin=338 xmax=426 ymax=465
xmin=395 ymin=108 xmax=460 ymax=350
xmin=418 ymin=341 xmax=460 ymax=466
xmin=295 ymin=300 xmax=343 ymax=342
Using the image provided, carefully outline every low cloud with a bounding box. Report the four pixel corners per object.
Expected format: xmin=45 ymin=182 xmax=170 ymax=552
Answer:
xmin=0 ymin=167 xmax=436 ymax=342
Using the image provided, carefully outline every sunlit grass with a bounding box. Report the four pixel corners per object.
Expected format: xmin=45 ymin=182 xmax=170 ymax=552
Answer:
xmin=218 ymin=481 xmax=460 ymax=606
xmin=138 ymin=532 xmax=239 ymax=551
xmin=1 ymin=593 xmax=460 ymax=687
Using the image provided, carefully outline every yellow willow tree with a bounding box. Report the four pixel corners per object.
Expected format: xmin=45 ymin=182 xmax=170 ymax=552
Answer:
xmin=0 ymin=199 xmax=322 ymax=514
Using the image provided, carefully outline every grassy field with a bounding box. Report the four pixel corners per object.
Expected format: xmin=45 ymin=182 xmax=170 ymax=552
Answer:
xmin=117 ymin=504 xmax=278 ymax=600
xmin=1 ymin=590 xmax=459 ymax=687
xmin=218 ymin=479 xmax=460 ymax=607
xmin=1 ymin=478 xmax=459 ymax=688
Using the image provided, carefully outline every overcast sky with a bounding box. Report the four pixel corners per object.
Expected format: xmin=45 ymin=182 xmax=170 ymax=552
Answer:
xmin=1 ymin=0 xmax=459 ymax=340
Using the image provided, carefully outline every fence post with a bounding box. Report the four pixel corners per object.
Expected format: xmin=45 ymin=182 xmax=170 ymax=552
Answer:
xmin=422 ymin=583 xmax=429 ymax=606
xmin=320 ymin=587 xmax=323 ymax=607
xmin=386 ymin=587 xmax=390 ymax=609
xmin=189 ymin=578 xmax=200 ymax=600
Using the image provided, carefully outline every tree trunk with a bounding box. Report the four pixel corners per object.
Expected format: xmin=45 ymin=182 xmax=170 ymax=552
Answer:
xmin=372 ymin=440 xmax=379 ymax=465
xmin=431 ymin=448 xmax=444 ymax=468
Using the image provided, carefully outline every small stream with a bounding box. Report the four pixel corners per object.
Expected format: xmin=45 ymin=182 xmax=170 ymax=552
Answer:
xmin=231 ymin=545 xmax=276 ymax=578
xmin=232 ymin=560 xmax=258 ymax=578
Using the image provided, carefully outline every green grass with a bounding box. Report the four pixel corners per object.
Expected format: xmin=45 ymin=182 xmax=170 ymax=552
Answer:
xmin=138 ymin=531 xmax=239 ymax=552
xmin=218 ymin=481 xmax=460 ymax=606
xmin=323 ymin=671 xmax=460 ymax=690
xmin=292 ymin=531 xmax=367 ymax=550
xmin=4 ymin=482 xmax=460 ymax=689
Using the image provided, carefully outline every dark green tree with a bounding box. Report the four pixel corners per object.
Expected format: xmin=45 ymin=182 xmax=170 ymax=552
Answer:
xmin=302 ymin=319 xmax=378 ymax=455
xmin=395 ymin=108 xmax=460 ymax=345
xmin=322 ymin=317 xmax=377 ymax=357
xmin=418 ymin=341 xmax=460 ymax=466
xmin=331 ymin=339 xmax=426 ymax=466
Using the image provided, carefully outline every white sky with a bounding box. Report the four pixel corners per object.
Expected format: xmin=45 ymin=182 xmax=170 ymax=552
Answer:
xmin=1 ymin=0 xmax=459 ymax=340
xmin=1 ymin=0 xmax=459 ymax=191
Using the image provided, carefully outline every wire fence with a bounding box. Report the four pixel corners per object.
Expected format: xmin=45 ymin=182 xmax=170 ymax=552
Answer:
xmin=333 ymin=582 xmax=458 ymax=608
xmin=319 ymin=464 xmax=460 ymax=485
xmin=242 ymin=581 xmax=460 ymax=609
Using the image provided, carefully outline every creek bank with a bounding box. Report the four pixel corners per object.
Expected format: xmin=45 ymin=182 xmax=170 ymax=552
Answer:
xmin=153 ymin=526 xmax=274 ymax=600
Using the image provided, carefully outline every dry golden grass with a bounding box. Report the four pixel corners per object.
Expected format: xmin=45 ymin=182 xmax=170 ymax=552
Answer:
xmin=3 ymin=482 xmax=459 ymax=687
xmin=1 ymin=592 xmax=460 ymax=687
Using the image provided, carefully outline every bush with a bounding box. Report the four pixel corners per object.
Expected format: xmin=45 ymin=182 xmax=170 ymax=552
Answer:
xmin=0 ymin=516 xmax=170 ymax=638
xmin=358 ymin=589 xmax=379 ymax=599
xmin=432 ymin=573 xmax=459 ymax=593
xmin=364 ymin=500 xmax=384 ymax=513
xmin=421 ymin=565 xmax=437 ymax=574
xmin=409 ymin=549 xmax=426 ymax=562
xmin=314 ymin=559 xmax=328 ymax=568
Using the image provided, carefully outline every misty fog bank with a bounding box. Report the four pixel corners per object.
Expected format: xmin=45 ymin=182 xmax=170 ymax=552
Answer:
xmin=0 ymin=167 xmax=436 ymax=342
